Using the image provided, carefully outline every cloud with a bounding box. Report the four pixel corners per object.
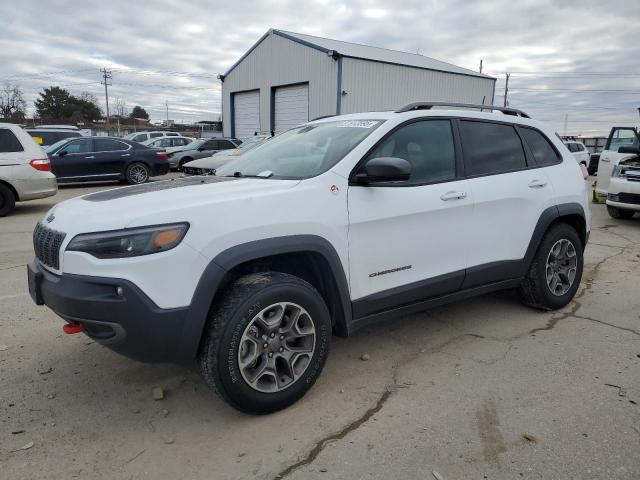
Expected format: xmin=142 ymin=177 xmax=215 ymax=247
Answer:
xmin=1 ymin=0 xmax=638 ymax=134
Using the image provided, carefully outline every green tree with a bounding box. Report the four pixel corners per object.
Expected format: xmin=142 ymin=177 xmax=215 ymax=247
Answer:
xmin=130 ymin=105 xmax=149 ymax=120
xmin=34 ymin=87 xmax=102 ymax=123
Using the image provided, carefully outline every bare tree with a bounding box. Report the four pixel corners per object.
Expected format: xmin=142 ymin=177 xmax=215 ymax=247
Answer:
xmin=114 ymin=97 xmax=128 ymax=117
xmin=0 ymin=83 xmax=27 ymax=121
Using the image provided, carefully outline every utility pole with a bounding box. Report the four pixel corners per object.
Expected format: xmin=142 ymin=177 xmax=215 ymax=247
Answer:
xmin=165 ymin=100 xmax=169 ymax=126
xmin=503 ymin=72 xmax=510 ymax=108
xmin=101 ymin=68 xmax=112 ymax=127
xmin=479 ymin=59 xmax=483 ymax=74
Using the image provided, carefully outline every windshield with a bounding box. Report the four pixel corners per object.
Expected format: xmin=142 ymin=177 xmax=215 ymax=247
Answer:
xmin=45 ymin=139 xmax=70 ymax=154
xmin=215 ymin=120 xmax=383 ymax=179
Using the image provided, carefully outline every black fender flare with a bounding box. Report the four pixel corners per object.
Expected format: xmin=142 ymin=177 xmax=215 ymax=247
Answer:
xmin=178 ymin=235 xmax=352 ymax=359
xmin=523 ymin=202 xmax=588 ymax=270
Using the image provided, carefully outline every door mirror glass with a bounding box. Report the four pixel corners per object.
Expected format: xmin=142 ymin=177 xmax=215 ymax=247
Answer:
xmin=356 ymin=157 xmax=412 ymax=183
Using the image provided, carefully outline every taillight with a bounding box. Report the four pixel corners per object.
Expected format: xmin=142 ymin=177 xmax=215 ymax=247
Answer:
xmin=30 ymin=158 xmax=51 ymax=172
xmin=580 ymin=163 xmax=589 ymax=180
xmin=156 ymin=152 xmax=168 ymax=160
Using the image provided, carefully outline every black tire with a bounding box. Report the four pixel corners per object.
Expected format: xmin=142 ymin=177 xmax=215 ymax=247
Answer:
xmin=178 ymin=157 xmax=192 ymax=171
xmin=519 ymin=223 xmax=584 ymax=310
xmin=125 ymin=162 xmax=150 ymax=185
xmin=199 ymin=272 xmax=331 ymax=414
xmin=0 ymin=183 xmax=16 ymax=217
xmin=606 ymin=205 xmax=635 ymax=219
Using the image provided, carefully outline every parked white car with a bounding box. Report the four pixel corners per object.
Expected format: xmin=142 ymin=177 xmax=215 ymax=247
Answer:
xmin=564 ymin=141 xmax=590 ymax=166
xmin=142 ymin=136 xmax=194 ymax=153
xmin=124 ymin=131 xmax=181 ymax=143
xmin=28 ymin=103 xmax=590 ymax=413
xmin=183 ymin=135 xmax=271 ymax=175
xmin=0 ymin=123 xmax=57 ymax=216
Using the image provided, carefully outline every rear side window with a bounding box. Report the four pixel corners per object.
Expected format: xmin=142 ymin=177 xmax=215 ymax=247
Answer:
xmin=0 ymin=129 xmax=24 ymax=153
xmin=521 ymin=128 xmax=562 ymax=167
xmin=150 ymin=133 xmax=163 ymax=138
xmin=95 ymin=139 xmax=128 ymax=151
xmin=166 ymin=132 xmax=178 ymax=137
xmin=367 ymin=120 xmax=456 ymax=184
xmin=219 ymin=140 xmax=235 ymax=149
xmin=132 ymin=134 xmax=147 ymax=142
xmin=459 ymin=121 xmax=527 ymax=176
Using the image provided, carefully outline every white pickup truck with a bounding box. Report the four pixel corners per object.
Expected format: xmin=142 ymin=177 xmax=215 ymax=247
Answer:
xmin=595 ymin=126 xmax=640 ymax=219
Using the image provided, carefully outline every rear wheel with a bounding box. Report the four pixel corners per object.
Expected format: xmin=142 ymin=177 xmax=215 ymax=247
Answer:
xmin=198 ymin=272 xmax=331 ymax=414
xmin=519 ymin=223 xmax=583 ymax=310
xmin=0 ymin=183 xmax=16 ymax=217
xmin=607 ymin=205 xmax=635 ymax=219
xmin=125 ymin=162 xmax=150 ymax=184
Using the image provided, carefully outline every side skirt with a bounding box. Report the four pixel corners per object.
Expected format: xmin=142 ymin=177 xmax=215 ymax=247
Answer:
xmin=346 ymin=278 xmax=522 ymax=335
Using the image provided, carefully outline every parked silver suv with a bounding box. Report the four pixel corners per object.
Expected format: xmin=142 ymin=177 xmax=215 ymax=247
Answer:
xmin=0 ymin=123 xmax=57 ymax=216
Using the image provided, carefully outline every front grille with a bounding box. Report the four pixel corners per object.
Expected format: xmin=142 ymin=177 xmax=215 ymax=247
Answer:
xmin=33 ymin=223 xmax=66 ymax=269
xmin=616 ymin=192 xmax=640 ymax=205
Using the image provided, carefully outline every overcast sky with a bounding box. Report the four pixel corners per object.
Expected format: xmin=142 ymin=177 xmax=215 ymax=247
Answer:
xmin=1 ymin=0 xmax=638 ymax=135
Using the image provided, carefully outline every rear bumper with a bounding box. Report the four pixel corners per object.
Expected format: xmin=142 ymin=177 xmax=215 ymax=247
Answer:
xmin=151 ymin=163 xmax=170 ymax=177
xmin=12 ymin=176 xmax=57 ymax=201
xmin=27 ymin=260 xmax=205 ymax=362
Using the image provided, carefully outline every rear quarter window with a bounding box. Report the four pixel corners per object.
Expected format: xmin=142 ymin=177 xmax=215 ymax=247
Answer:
xmin=0 ymin=129 xmax=24 ymax=153
xmin=459 ymin=121 xmax=527 ymax=176
xmin=521 ymin=128 xmax=562 ymax=167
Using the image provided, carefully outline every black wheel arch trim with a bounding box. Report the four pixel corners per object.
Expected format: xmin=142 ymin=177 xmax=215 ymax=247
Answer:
xmin=181 ymin=235 xmax=352 ymax=359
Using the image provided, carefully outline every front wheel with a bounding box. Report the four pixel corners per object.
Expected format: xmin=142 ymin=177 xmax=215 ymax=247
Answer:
xmin=519 ymin=223 xmax=583 ymax=310
xmin=199 ymin=272 xmax=331 ymax=414
xmin=125 ymin=162 xmax=150 ymax=184
xmin=607 ymin=205 xmax=635 ymax=219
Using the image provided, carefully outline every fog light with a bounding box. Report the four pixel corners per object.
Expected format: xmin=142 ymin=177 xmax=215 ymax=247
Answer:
xmin=608 ymin=194 xmax=620 ymax=202
xmin=116 ymin=286 xmax=124 ymax=297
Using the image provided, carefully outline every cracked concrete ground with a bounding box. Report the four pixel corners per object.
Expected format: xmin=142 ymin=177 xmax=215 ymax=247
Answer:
xmin=1 ymin=180 xmax=639 ymax=480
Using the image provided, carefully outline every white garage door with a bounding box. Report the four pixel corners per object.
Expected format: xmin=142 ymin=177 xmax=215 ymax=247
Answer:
xmin=233 ymin=90 xmax=260 ymax=138
xmin=274 ymin=84 xmax=309 ymax=134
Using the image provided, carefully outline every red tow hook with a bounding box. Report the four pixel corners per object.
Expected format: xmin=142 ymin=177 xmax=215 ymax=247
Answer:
xmin=63 ymin=323 xmax=84 ymax=334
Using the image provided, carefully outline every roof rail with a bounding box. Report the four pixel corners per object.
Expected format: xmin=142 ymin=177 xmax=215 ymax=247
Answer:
xmin=395 ymin=102 xmax=530 ymax=118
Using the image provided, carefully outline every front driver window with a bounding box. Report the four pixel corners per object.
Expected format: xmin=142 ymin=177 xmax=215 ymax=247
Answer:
xmin=63 ymin=139 xmax=91 ymax=154
xmin=367 ymin=120 xmax=456 ymax=184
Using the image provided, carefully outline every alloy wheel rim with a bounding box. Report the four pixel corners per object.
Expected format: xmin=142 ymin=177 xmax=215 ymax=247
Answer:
xmin=238 ymin=302 xmax=316 ymax=393
xmin=545 ymin=238 xmax=577 ymax=296
xmin=129 ymin=165 xmax=148 ymax=183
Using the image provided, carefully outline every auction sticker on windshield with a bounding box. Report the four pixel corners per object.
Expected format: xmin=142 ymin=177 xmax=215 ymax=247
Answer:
xmin=336 ymin=120 xmax=379 ymax=128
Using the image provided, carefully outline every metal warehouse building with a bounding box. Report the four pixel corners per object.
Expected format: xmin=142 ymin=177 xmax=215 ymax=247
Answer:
xmin=220 ymin=29 xmax=496 ymax=138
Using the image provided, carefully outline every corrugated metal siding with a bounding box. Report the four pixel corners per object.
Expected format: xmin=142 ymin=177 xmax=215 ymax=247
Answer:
xmin=222 ymin=34 xmax=337 ymax=137
xmin=340 ymin=58 xmax=495 ymax=114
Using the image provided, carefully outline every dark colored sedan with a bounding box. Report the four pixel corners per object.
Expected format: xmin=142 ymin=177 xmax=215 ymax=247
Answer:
xmin=45 ymin=137 xmax=170 ymax=184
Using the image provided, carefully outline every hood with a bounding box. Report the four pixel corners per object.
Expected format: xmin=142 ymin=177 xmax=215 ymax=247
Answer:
xmin=44 ymin=175 xmax=300 ymax=234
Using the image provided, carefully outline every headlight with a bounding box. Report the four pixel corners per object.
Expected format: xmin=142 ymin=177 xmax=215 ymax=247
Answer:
xmin=67 ymin=223 xmax=189 ymax=259
xmin=612 ymin=165 xmax=624 ymax=178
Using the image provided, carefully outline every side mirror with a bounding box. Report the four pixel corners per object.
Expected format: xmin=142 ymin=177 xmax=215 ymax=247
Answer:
xmin=197 ymin=147 xmax=206 ymax=152
xmin=618 ymin=145 xmax=640 ymax=155
xmin=354 ymin=157 xmax=412 ymax=183
xmin=58 ymin=150 xmax=68 ymax=157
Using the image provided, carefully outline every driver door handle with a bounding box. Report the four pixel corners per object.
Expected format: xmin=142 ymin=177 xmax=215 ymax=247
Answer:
xmin=440 ymin=191 xmax=467 ymax=201
xmin=121 ymin=153 xmax=131 ymax=157
xmin=528 ymin=180 xmax=547 ymax=189
xmin=84 ymin=156 xmax=95 ymax=159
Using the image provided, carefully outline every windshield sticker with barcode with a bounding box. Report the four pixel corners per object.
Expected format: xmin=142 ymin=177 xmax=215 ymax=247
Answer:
xmin=336 ymin=120 xmax=378 ymax=128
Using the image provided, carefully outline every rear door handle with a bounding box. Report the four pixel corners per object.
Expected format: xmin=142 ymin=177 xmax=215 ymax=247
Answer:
xmin=440 ymin=191 xmax=467 ymax=201
xmin=600 ymin=157 xmax=610 ymax=163
xmin=84 ymin=156 xmax=95 ymax=159
xmin=528 ymin=180 xmax=547 ymax=189
xmin=121 ymin=153 xmax=131 ymax=157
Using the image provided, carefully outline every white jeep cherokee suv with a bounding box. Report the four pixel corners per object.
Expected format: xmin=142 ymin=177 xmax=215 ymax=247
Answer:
xmin=28 ymin=103 xmax=590 ymax=413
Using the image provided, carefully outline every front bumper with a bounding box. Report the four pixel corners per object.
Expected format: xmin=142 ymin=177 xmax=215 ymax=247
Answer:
xmin=27 ymin=260 xmax=200 ymax=362
xmin=606 ymin=177 xmax=640 ymax=211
